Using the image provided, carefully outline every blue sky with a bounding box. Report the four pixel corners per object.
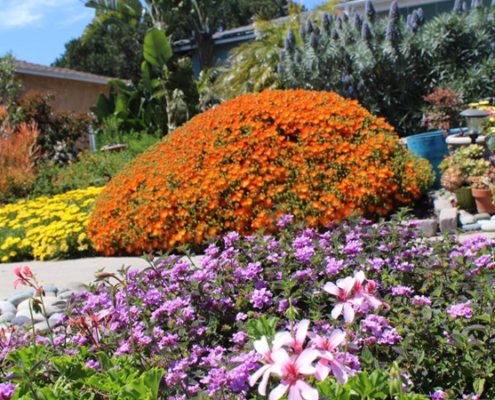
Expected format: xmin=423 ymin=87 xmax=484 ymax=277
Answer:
xmin=0 ymin=0 xmax=325 ymax=67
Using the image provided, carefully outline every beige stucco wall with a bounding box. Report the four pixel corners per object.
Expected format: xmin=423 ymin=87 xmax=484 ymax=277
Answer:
xmin=15 ymin=72 xmax=109 ymax=113
xmin=14 ymin=73 xmax=110 ymax=149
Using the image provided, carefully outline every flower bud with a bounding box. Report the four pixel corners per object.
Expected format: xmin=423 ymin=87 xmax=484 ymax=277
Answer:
xmin=294 ymin=51 xmax=302 ymax=63
xmin=336 ymin=17 xmax=343 ymax=29
xmin=361 ymin=21 xmax=373 ymax=40
xmin=412 ymin=22 xmax=418 ymax=33
xmin=94 ymin=271 xmax=115 ymax=279
xmin=309 ymin=32 xmax=318 ymax=48
xmin=299 ymin=25 xmax=307 ymax=41
xmin=354 ymin=13 xmax=363 ymax=31
xmin=364 ymin=0 xmax=376 ymax=23
xmin=342 ymin=12 xmax=349 ymax=22
xmin=454 ymin=0 xmax=463 ymax=12
xmin=306 ymin=18 xmax=314 ymax=33
xmin=277 ymin=63 xmax=285 ymax=73
xmin=411 ymin=10 xmax=419 ymax=25
xmin=331 ymin=28 xmax=339 ymax=39
xmin=462 ymin=1 xmax=469 ymax=12
xmin=279 ymin=50 xmax=285 ymax=60
xmin=389 ymin=0 xmax=400 ymax=21
xmin=386 ymin=19 xmax=400 ymax=41
xmin=321 ymin=13 xmax=332 ymax=29
xmin=284 ymin=37 xmax=293 ymax=51
xmin=473 ymin=0 xmax=481 ymax=7
xmin=287 ymin=28 xmax=296 ymax=46
xmin=417 ymin=8 xmax=425 ymax=23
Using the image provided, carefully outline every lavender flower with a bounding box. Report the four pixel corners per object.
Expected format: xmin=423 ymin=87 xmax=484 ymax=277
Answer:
xmin=284 ymin=37 xmax=292 ymax=51
xmin=454 ymin=0 xmax=463 ymax=12
xmin=431 ymin=390 xmax=446 ymax=400
xmin=446 ymin=301 xmax=473 ymax=318
xmin=277 ymin=63 xmax=285 ymax=74
xmin=250 ymin=288 xmax=273 ymax=308
xmin=412 ymin=295 xmax=431 ymax=306
xmin=0 ymin=383 xmax=16 ymax=400
xmin=331 ymin=28 xmax=339 ymax=39
xmin=390 ymin=285 xmax=414 ymax=297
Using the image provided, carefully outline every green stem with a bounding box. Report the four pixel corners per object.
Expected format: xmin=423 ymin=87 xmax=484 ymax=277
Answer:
xmin=28 ymin=301 xmax=37 ymax=348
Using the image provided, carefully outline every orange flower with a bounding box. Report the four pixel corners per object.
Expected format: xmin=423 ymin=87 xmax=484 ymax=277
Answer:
xmin=87 ymin=89 xmax=433 ymax=255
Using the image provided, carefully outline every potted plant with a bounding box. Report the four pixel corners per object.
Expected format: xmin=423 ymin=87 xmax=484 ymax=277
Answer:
xmin=468 ymin=166 xmax=495 ymax=214
xmin=408 ymin=87 xmax=465 ymax=189
xmin=439 ymin=144 xmax=490 ymax=211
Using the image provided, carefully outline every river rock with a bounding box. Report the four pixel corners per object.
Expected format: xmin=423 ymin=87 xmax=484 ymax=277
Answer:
xmin=8 ymin=292 xmax=32 ymax=307
xmin=481 ymin=220 xmax=495 ymax=232
xmin=0 ymin=312 xmax=15 ymax=323
xmin=11 ymin=316 xmax=31 ymax=326
xmin=474 ymin=213 xmax=491 ymax=221
xmin=459 ymin=214 xmax=475 ymax=226
xmin=0 ymin=300 xmax=16 ymax=315
xmin=15 ymin=309 xmax=45 ymax=322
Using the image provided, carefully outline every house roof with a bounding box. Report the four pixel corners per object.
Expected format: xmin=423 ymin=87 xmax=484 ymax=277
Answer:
xmin=14 ymin=60 xmax=112 ymax=85
xmin=334 ymin=0 xmax=452 ymax=14
xmin=173 ymin=11 xmax=314 ymax=52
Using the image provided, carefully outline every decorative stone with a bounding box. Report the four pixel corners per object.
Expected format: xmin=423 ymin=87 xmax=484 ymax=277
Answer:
xmin=0 ymin=300 xmax=16 ymax=315
xmin=11 ymin=316 xmax=31 ymax=326
xmin=57 ymin=291 xmax=77 ymax=300
xmin=41 ymin=285 xmax=58 ymax=295
xmin=439 ymin=208 xmax=458 ymax=233
xmin=459 ymin=214 xmax=475 ymax=226
xmin=49 ymin=313 xmax=65 ymax=324
xmin=474 ymin=213 xmax=491 ymax=221
xmin=42 ymin=304 xmax=66 ymax=317
xmin=15 ymin=309 xmax=45 ymax=322
xmin=33 ymin=320 xmax=58 ymax=335
xmin=8 ymin=292 xmax=32 ymax=307
xmin=481 ymin=220 xmax=495 ymax=232
xmin=0 ymin=312 xmax=15 ymax=322
xmin=434 ymin=198 xmax=453 ymax=214
xmin=491 ymin=215 xmax=495 ymax=221
xmin=413 ymin=219 xmax=438 ymax=237
xmin=63 ymin=282 xmax=87 ymax=293
xmin=460 ymin=223 xmax=481 ymax=231
xmin=44 ymin=292 xmax=56 ymax=297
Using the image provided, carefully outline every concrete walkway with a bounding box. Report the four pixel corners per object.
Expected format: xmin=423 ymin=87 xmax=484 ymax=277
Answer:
xmin=0 ymin=257 xmax=150 ymax=300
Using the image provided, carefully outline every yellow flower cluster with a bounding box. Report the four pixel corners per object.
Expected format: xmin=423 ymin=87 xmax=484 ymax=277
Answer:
xmin=0 ymin=187 xmax=103 ymax=262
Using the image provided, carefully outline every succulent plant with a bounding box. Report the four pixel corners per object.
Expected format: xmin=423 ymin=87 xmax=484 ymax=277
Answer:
xmin=441 ymin=166 xmax=465 ymax=191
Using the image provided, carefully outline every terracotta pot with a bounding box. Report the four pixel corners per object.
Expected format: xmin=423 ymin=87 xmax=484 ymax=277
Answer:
xmin=454 ymin=186 xmax=476 ymax=212
xmin=471 ymin=188 xmax=495 ymax=214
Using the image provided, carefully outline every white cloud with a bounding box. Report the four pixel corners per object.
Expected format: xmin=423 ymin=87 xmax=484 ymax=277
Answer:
xmin=0 ymin=0 xmax=74 ymax=29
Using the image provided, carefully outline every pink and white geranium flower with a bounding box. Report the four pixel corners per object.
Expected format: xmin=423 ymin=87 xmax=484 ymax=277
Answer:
xmin=250 ymin=319 xmax=353 ymax=399
xmin=323 ymin=271 xmax=388 ymax=323
xmin=308 ymin=329 xmax=351 ymax=384
xmin=323 ymin=276 xmax=361 ymax=323
xmin=268 ymin=348 xmax=319 ymax=400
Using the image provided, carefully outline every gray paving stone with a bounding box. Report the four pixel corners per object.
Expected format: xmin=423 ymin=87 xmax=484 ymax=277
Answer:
xmin=413 ymin=219 xmax=438 ymax=237
xmin=439 ymin=208 xmax=458 ymax=233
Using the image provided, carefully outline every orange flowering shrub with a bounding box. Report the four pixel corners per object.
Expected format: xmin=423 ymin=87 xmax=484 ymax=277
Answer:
xmin=88 ymin=90 xmax=434 ymax=255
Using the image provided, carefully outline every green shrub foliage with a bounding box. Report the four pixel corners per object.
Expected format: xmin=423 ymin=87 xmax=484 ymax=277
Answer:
xmin=278 ymin=2 xmax=495 ymax=137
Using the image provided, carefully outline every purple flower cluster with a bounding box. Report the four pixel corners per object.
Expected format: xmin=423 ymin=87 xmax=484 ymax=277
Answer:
xmin=361 ymin=314 xmax=402 ymax=345
xmin=0 ymin=383 xmax=16 ymax=400
xmin=446 ymin=301 xmax=473 ymax=319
